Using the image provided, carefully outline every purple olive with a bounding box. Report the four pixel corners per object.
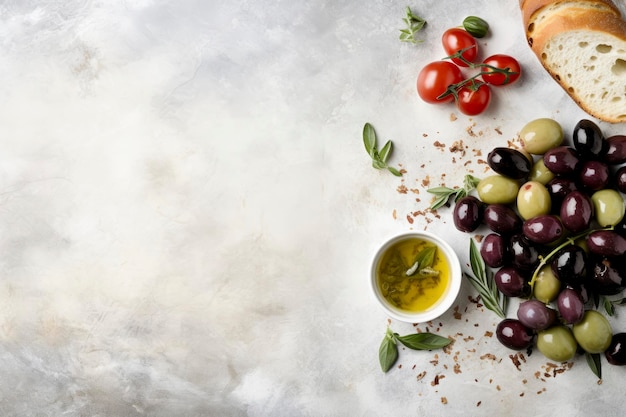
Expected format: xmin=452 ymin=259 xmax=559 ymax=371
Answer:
xmin=546 ymin=177 xmax=578 ymax=211
xmin=453 ymin=196 xmax=483 ymax=232
xmin=606 ymin=333 xmax=626 ymax=365
xmin=616 ymin=166 xmax=626 ymax=194
xmin=494 ymin=266 xmax=530 ymax=297
xmin=589 ymin=256 xmax=625 ymax=295
xmin=543 ymin=146 xmax=580 ymax=176
xmin=483 ymin=204 xmax=522 ymax=235
xmin=510 ymin=233 xmax=541 ymax=272
xmin=557 ymin=287 xmax=585 ymax=324
xmin=480 ymin=233 xmax=508 ymax=268
xmin=487 ymin=147 xmax=531 ymax=180
xmin=517 ymin=300 xmax=557 ymax=331
xmin=496 ymin=319 xmax=534 ymax=350
xmin=606 ymin=135 xmax=626 ymax=165
xmin=560 ymin=191 xmax=593 ymax=233
xmin=578 ymin=160 xmax=609 ymax=191
xmin=522 ymin=214 xmax=564 ymax=244
xmin=587 ymin=230 xmax=626 ymax=257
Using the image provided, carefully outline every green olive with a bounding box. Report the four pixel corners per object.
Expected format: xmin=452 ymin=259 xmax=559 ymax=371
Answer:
xmin=533 ymin=265 xmax=561 ymax=303
xmin=572 ymin=310 xmax=613 ymax=354
xmin=520 ymin=118 xmax=563 ymax=155
xmin=528 ymin=158 xmax=555 ymax=185
xmin=516 ymin=181 xmax=551 ymax=220
xmin=476 ymin=175 xmax=520 ymax=205
xmin=591 ymin=189 xmax=625 ymax=227
xmin=537 ymin=325 xmax=578 ymax=362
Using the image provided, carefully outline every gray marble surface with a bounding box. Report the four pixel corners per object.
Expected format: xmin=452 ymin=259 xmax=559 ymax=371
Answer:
xmin=1 ymin=0 xmax=626 ymax=416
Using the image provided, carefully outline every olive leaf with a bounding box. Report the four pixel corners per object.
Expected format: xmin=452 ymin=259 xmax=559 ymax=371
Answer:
xmin=406 ymin=246 xmax=437 ymax=276
xmin=465 ymin=238 xmax=507 ymax=318
xmin=427 ymin=174 xmax=481 ymax=210
xmin=586 ymin=352 xmax=602 ymax=380
xmin=363 ymin=123 xmax=402 ymax=177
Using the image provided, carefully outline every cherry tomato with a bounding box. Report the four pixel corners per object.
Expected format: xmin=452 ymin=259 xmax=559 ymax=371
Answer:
xmin=456 ymin=81 xmax=491 ymax=115
xmin=481 ymin=54 xmax=521 ymax=86
xmin=417 ymin=61 xmax=464 ymax=104
xmin=442 ymin=28 xmax=478 ymax=67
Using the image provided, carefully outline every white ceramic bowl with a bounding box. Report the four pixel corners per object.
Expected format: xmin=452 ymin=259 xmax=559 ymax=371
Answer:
xmin=370 ymin=231 xmax=462 ymax=323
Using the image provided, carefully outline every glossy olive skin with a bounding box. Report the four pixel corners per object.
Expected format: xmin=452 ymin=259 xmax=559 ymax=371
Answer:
xmin=616 ymin=166 xmax=626 ymax=194
xmin=589 ymin=255 xmax=625 ymax=295
xmin=520 ymin=118 xmax=563 ymax=155
xmin=528 ymin=158 xmax=555 ymax=185
xmin=517 ymin=181 xmax=551 ymax=220
xmin=605 ymin=333 xmax=626 ymax=365
xmin=560 ymin=191 xmax=593 ymax=233
xmin=517 ymin=299 xmax=557 ymax=331
xmin=453 ymin=196 xmax=483 ymax=232
xmin=605 ymin=135 xmax=626 ymax=165
xmin=572 ymin=310 xmax=613 ymax=354
xmin=483 ymin=204 xmax=522 ymax=234
xmin=546 ymin=177 xmax=578 ymax=211
xmin=494 ymin=266 xmax=530 ymax=297
xmin=496 ymin=319 xmax=534 ymax=350
xmin=533 ymin=265 xmax=562 ymax=303
xmin=480 ymin=233 xmax=508 ymax=268
xmin=591 ymin=189 xmax=625 ymax=227
xmin=551 ymin=245 xmax=587 ymax=285
xmin=543 ymin=146 xmax=580 ymax=176
xmin=572 ymin=119 xmax=607 ymax=159
xmin=510 ymin=234 xmax=541 ymax=272
xmin=487 ymin=147 xmax=531 ymax=180
xmin=522 ymin=214 xmax=564 ymax=245
xmin=537 ymin=326 xmax=577 ymax=362
xmin=587 ymin=230 xmax=626 ymax=257
xmin=476 ymin=175 xmax=520 ymax=205
xmin=557 ymin=287 xmax=585 ymax=324
xmin=578 ymin=160 xmax=609 ymax=191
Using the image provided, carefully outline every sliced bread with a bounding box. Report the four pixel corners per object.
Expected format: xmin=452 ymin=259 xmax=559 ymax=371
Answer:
xmin=520 ymin=0 xmax=626 ymax=123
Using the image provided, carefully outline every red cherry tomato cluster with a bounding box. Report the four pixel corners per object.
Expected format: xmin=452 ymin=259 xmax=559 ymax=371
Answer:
xmin=417 ymin=27 xmax=521 ymax=116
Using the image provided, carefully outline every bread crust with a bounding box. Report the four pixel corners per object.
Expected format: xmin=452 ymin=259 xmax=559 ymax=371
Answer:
xmin=520 ymin=0 xmax=626 ymax=122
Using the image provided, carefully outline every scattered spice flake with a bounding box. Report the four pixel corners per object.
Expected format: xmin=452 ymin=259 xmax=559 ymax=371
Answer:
xmin=397 ymin=184 xmax=408 ymax=194
xmin=480 ymin=353 xmax=497 ymax=361
xmin=443 ymin=337 xmax=456 ymax=354
xmin=450 ymin=113 xmax=457 ymax=121
xmin=417 ymin=371 xmax=427 ymax=381
xmin=392 ymin=209 xmax=397 ymax=220
xmin=441 ymin=397 xmax=448 ymax=405
xmin=484 ymin=331 xmax=493 ymax=337
xmin=466 ymin=123 xmax=477 ymax=137
xmin=421 ymin=176 xmax=431 ymax=187
xmin=453 ymin=306 xmax=462 ymax=320
xmin=520 ymin=392 xmax=525 ymax=397
xmin=473 ymin=149 xmax=482 ymax=157
xmin=449 ymin=140 xmax=466 ymax=157
xmin=509 ymin=354 xmax=523 ymax=371
xmin=597 ymin=379 xmax=603 ymax=385
xmin=495 ymin=127 xmax=502 ymax=135
xmin=434 ymin=141 xmax=446 ymax=150
xmin=537 ymin=388 xmax=547 ymax=395
xmin=407 ymin=214 xmax=414 ymax=224
xmin=431 ymin=374 xmax=445 ymax=386
xmin=496 ymin=385 xmax=501 ymax=391
xmin=463 ymin=335 xmax=474 ymax=342
xmin=410 ymin=188 xmax=420 ymax=194
xmin=477 ymin=401 xmax=482 ymax=407
xmin=477 ymin=158 xmax=488 ymax=165
xmin=453 ymin=363 xmax=462 ymax=374
xmin=474 ymin=234 xmax=484 ymax=243
xmin=423 ymin=133 xmax=428 ymax=137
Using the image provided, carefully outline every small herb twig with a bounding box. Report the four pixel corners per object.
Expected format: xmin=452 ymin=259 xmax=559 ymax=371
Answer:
xmin=399 ymin=7 xmax=427 ymax=44
xmin=379 ymin=325 xmax=451 ymax=372
xmin=465 ymin=239 xmax=507 ymax=318
xmin=586 ymin=352 xmax=602 ymax=380
xmin=363 ymin=123 xmax=402 ymax=177
xmin=427 ymin=174 xmax=481 ymax=210
xmin=602 ymin=296 xmax=626 ymax=317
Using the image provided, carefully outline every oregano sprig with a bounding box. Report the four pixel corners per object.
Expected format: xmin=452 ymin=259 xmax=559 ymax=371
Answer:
xmin=399 ymin=7 xmax=426 ymax=44
xmin=427 ymin=174 xmax=481 ymax=210
xmin=379 ymin=325 xmax=451 ymax=372
xmin=363 ymin=123 xmax=402 ymax=177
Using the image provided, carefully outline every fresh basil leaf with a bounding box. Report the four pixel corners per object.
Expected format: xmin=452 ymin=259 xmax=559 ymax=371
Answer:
xmin=586 ymin=352 xmax=602 ymax=379
xmin=379 ymin=140 xmax=392 ymax=163
xmin=396 ymin=333 xmax=451 ymax=350
xmin=363 ymin=123 xmax=376 ymax=157
xmin=379 ymin=330 xmax=399 ymax=372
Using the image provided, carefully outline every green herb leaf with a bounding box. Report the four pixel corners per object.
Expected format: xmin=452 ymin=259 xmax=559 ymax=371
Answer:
xmin=396 ymin=333 xmax=451 ymax=350
xmin=464 ymin=174 xmax=482 ymax=190
xmin=466 ymin=239 xmax=507 ymax=318
xmin=363 ymin=123 xmax=376 ymax=157
xmin=399 ymin=7 xmax=426 ymax=44
xmin=586 ymin=352 xmax=602 ymax=380
xmin=379 ymin=327 xmax=399 ymax=372
xmin=414 ymin=246 xmax=436 ymax=269
xmin=604 ymin=297 xmax=616 ymax=316
xmin=463 ymin=16 xmax=489 ymax=38
xmin=427 ymin=174 xmax=480 ymax=210
xmin=362 ymin=122 xmax=402 ymax=177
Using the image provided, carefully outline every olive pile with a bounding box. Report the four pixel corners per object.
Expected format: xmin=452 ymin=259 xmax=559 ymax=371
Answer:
xmin=453 ymin=118 xmax=626 ymax=366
